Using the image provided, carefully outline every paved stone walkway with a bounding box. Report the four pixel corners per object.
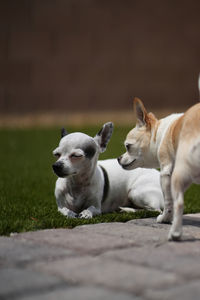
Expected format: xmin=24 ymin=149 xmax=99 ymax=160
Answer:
xmin=1 ymin=214 xmax=200 ymax=300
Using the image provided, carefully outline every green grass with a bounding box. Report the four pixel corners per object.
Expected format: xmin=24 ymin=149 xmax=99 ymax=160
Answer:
xmin=1 ymin=125 xmax=200 ymax=236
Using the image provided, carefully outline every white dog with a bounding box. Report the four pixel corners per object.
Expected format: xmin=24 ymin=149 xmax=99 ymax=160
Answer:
xmin=52 ymin=123 xmax=164 ymax=218
xmin=118 ymin=77 xmax=200 ymax=240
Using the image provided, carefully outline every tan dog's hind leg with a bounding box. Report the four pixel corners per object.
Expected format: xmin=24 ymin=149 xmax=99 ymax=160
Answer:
xmin=169 ymin=138 xmax=200 ymax=240
xmin=168 ymin=163 xmax=191 ymax=241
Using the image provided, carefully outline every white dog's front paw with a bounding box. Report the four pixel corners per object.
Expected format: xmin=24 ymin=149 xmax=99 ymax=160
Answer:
xmin=168 ymin=226 xmax=182 ymax=241
xmin=58 ymin=207 xmax=77 ymax=218
xmin=157 ymin=212 xmax=172 ymax=224
xmin=79 ymin=209 xmax=93 ymax=219
xmin=67 ymin=210 xmax=78 ymax=218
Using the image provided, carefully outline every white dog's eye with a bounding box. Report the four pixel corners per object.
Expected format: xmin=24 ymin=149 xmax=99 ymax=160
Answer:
xmin=70 ymin=153 xmax=83 ymax=159
xmin=54 ymin=152 xmax=61 ymax=158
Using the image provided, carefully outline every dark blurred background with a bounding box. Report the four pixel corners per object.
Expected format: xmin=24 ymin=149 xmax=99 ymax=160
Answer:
xmin=0 ymin=0 xmax=200 ymax=117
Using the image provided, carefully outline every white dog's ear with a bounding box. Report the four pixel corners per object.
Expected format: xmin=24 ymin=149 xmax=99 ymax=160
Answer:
xmin=94 ymin=122 xmax=114 ymax=153
xmin=61 ymin=128 xmax=68 ymax=138
xmin=134 ymin=97 xmax=148 ymax=127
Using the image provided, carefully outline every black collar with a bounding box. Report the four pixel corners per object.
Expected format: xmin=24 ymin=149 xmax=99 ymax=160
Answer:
xmin=100 ymin=165 xmax=109 ymax=203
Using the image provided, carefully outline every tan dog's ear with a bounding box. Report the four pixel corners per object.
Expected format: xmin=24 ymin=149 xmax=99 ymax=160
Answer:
xmin=133 ymin=97 xmax=148 ymax=127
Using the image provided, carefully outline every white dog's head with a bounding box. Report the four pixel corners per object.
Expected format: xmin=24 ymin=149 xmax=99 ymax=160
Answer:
xmin=118 ymin=98 xmax=157 ymax=169
xmin=52 ymin=122 xmax=113 ymax=178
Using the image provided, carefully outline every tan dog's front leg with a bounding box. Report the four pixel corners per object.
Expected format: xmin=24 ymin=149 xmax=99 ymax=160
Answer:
xmin=157 ymin=165 xmax=173 ymax=223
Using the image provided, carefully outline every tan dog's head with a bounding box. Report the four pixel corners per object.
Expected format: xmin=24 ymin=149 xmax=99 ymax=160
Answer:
xmin=118 ymin=98 xmax=157 ymax=169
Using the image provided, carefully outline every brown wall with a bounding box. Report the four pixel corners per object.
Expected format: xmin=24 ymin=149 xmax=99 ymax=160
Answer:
xmin=0 ymin=0 xmax=200 ymax=114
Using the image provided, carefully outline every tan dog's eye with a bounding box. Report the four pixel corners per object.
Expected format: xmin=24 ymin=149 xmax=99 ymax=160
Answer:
xmin=125 ymin=144 xmax=131 ymax=151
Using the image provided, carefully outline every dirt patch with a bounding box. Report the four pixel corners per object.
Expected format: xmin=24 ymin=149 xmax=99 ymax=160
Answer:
xmin=0 ymin=108 xmax=188 ymax=128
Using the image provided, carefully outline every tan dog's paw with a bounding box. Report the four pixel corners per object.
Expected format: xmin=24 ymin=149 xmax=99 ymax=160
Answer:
xmin=157 ymin=212 xmax=172 ymax=224
xmin=168 ymin=227 xmax=182 ymax=241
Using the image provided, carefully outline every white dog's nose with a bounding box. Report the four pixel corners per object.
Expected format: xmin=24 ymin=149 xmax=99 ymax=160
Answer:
xmin=52 ymin=162 xmax=64 ymax=177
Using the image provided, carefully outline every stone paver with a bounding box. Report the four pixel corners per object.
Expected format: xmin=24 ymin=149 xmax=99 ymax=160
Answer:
xmin=12 ymin=225 xmax=139 ymax=254
xmin=32 ymin=256 xmax=179 ymax=294
xmin=0 ymin=267 xmax=67 ymax=299
xmin=20 ymin=286 xmax=141 ymax=300
xmin=1 ymin=214 xmax=200 ymax=299
xmin=145 ymin=280 xmax=200 ymax=300
xmin=0 ymin=237 xmax=73 ymax=267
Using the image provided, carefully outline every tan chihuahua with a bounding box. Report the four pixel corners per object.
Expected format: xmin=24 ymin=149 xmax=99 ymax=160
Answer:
xmin=118 ymin=77 xmax=200 ymax=240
